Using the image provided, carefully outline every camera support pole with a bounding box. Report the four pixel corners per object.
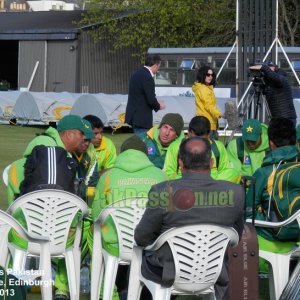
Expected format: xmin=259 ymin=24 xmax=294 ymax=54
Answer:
xmin=237 ymin=0 xmax=300 ymax=119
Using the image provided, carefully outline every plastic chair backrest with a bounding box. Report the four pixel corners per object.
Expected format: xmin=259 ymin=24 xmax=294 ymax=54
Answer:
xmin=97 ymin=197 xmax=148 ymax=261
xmin=246 ymin=208 xmax=300 ymax=229
xmin=0 ymin=210 xmax=48 ymax=267
xmin=148 ymin=224 xmax=239 ymax=293
xmin=7 ymin=189 xmax=89 ymax=256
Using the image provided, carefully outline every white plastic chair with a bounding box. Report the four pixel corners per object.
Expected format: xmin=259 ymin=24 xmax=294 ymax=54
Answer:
xmin=246 ymin=211 xmax=300 ymax=300
xmin=0 ymin=210 xmax=51 ymax=298
xmin=2 ymin=164 xmax=11 ymax=186
xmin=90 ymin=197 xmax=148 ymax=300
xmin=127 ymin=224 xmax=239 ymax=300
xmin=6 ymin=189 xmax=89 ymax=300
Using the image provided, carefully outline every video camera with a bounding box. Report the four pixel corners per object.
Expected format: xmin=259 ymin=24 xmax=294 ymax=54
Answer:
xmin=252 ymin=74 xmax=265 ymax=90
xmin=249 ymin=63 xmax=265 ymax=91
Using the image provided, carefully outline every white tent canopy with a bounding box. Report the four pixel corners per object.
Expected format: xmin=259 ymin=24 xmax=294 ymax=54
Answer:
xmin=0 ymin=91 xmax=20 ymax=119
xmin=70 ymin=93 xmax=128 ymax=126
xmin=71 ymin=94 xmax=200 ymax=127
xmin=0 ymin=91 xmax=232 ymax=128
xmin=12 ymin=91 xmax=79 ymax=123
xmin=1 ymin=90 xmax=299 ymax=128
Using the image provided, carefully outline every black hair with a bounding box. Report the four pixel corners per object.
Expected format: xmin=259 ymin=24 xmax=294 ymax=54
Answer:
xmin=188 ymin=116 xmax=211 ymax=136
xmin=83 ymin=115 xmax=104 ymax=129
xmin=196 ymin=65 xmax=216 ymax=86
xmin=145 ymin=54 xmax=161 ymax=67
xmin=268 ymin=117 xmax=296 ymax=147
xmin=178 ymin=137 xmax=211 ymax=170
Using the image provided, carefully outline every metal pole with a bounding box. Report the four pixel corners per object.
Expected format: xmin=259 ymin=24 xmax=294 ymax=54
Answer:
xmin=27 ymin=61 xmax=39 ymax=91
xmin=275 ymin=0 xmax=279 ymax=64
xmin=216 ymin=41 xmax=236 ymax=80
xmin=277 ymin=39 xmax=300 ymax=86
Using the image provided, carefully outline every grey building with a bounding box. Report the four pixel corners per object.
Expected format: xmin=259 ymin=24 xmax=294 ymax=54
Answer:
xmin=0 ymin=11 xmax=140 ymax=93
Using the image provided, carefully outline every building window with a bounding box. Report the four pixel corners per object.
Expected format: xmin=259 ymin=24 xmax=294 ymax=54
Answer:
xmin=180 ymin=59 xmax=195 ymax=69
xmin=155 ymin=70 xmax=177 ymax=85
xmin=292 ymin=60 xmax=300 ymax=70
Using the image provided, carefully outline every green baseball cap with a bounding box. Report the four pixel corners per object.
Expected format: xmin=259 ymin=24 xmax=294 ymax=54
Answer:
xmin=242 ymin=119 xmax=262 ymax=142
xmin=57 ymin=115 xmax=95 ymax=139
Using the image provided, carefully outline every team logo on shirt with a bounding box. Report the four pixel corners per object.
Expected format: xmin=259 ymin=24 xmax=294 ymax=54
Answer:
xmin=244 ymin=155 xmax=251 ymax=165
xmin=147 ymin=146 xmax=155 ymax=155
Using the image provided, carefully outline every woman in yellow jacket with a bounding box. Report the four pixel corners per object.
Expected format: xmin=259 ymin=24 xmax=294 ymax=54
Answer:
xmin=192 ymin=66 xmax=225 ymax=140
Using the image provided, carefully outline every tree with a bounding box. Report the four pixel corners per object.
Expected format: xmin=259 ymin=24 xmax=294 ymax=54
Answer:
xmin=278 ymin=0 xmax=300 ymax=46
xmin=79 ymin=0 xmax=299 ymax=60
xmin=80 ymin=0 xmax=236 ymax=60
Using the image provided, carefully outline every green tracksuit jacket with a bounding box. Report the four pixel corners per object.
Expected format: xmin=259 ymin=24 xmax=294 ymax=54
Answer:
xmin=163 ymin=138 xmax=240 ymax=183
xmin=7 ymin=127 xmax=65 ymax=203
xmin=7 ymin=126 xmax=76 ymax=293
xmin=226 ymin=124 xmax=269 ymax=177
xmin=94 ymin=135 xmax=117 ymax=172
xmin=246 ymin=145 xmax=300 ymax=242
xmin=92 ymin=149 xmax=166 ymax=256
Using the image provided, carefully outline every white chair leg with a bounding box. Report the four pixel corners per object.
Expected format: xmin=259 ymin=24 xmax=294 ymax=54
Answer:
xmin=260 ymin=250 xmax=291 ymax=300
xmin=39 ymin=243 xmax=52 ymax=300
xmin=65 ymin=251 xmax=79 ymax=300
xmin=0 ymin=226 xmax=10 ymax=268
xmin=102 ymin=253 xmax=119 ymax=300
xmin=90 ymin=224 xmax=103 ymax=300
xmin=128 ymin=247 xmax=143 ymax=300
xmin=150 ymin=284 xmax=171 ymax=300
xmin=10 ymin=247 xmax=27 ymax=272
xmin=74 ymin=248 xmax=81 ymax=300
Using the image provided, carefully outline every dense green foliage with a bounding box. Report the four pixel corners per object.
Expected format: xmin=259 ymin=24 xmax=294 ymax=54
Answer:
xmin=80 ymin=0 xmax=300 ymax=60
xmin=80 ymin=0 xmax=236 ymax=59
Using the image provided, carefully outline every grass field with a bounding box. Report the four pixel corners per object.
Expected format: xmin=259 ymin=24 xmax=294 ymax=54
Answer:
xmin=0 ymin=123 xmax=269 ymax=299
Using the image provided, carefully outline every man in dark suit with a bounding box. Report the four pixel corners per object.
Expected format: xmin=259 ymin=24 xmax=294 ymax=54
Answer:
xmin=125 ymin=54 xmax=165 ymax=134
xmin=135 ymin=137 xmax=245 ymax=300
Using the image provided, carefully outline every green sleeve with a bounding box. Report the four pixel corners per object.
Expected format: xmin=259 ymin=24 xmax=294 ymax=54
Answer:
xmin=245 ymin=168 xmax=266 ymax=219
xmin=7 ymin=158 xmax=26 ymax=205
xmin=211 ymin=141 xmax=240 ymax=183
xmin=104 ymin=141 xmax=117 ymax=169
xmin=226 ymin=139 xmax=242 ymax=174
xmin=86 ymin=145 xmax=100 ymax=188
xmin=163 ymin=140 xmax=181 ymax=179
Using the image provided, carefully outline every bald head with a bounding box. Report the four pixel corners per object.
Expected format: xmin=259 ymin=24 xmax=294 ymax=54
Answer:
xmin=178 ymin=137 xmax=211 ymax=171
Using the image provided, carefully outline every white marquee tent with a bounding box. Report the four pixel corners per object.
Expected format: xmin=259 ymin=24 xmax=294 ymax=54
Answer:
xmin=0 ymin=91 xmax=20 ymax=119
xmin=1 ymin=88 xmax=300 ymax=127
xmin=70 ymin=93 xmax=127 ymax=127
xmin=70 ymin=93 xmax=204 ymax=128
xmin=12 ymin=91 xmax=80 ymax=123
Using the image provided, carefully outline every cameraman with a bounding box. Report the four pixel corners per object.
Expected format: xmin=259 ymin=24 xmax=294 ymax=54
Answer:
xmin=249 ymin=61 xmax=297 ymax=126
